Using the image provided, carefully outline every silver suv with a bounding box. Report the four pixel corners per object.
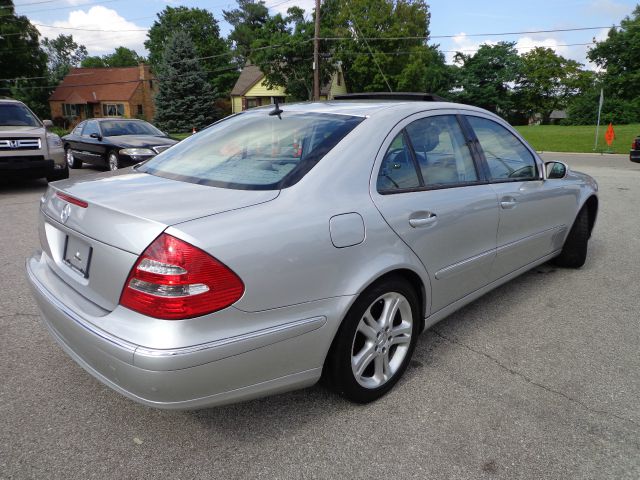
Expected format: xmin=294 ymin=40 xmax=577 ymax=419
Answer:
xmin=0 ymin=98 xmax=67 ymax=182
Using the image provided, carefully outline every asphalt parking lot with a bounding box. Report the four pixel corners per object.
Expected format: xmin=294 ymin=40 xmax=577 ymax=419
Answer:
xmin=1 ymin=153 xmax=639 ymax=479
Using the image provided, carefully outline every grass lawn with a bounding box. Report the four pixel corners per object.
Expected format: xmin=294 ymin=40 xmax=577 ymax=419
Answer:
xmin=171 ymin=132 xmax=192 ymax=140
xmin=515 ymin=124 xmax=639 ymax=154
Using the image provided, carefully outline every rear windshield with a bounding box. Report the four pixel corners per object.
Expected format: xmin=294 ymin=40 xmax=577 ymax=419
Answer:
xmin=0 ymin=103 xmax=41 ymax=127
xmin=101 ymin=120 xmax=163 ymax=137
xmin=137 ymin=111 xmax=364 ymax=190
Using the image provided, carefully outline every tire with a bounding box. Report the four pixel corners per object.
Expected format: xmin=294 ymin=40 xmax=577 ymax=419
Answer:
xmin=108 ymin=151 xmax=121 ymax=171
xmin=553 ymin=207 xmax=590 ymax=268
xmin=325 ymin=276 xmax=420 ymax=403
xmin=46 ymin=163 xmax=69 ymax=182
xmin=65 ymin=147 xmax=82 ymax=169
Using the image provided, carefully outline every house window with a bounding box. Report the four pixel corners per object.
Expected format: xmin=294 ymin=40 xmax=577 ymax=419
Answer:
xmin=137 ymin=104 xmax=143 ymax=116
xmin=102 ymin=103 xmax=125 ymax=117
xmin=337 ymin=73 xmax=342 ymax=87
xmin=62 ymin=104 xmax=79 ymax=117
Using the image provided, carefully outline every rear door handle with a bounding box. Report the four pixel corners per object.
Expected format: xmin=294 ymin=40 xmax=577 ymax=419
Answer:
xmin=409 ymin=212 xmax=438 ymax=228
xmin=500 ymin=197 xmax=517 ymax=209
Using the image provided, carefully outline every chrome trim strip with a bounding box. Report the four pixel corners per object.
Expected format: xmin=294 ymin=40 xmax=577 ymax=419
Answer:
xmin=135 ymin=316 xmax=327 ymax=360
xmin=496 ymin=225 xmax=565 ymax=254
xmin=26 ymin=256 xmax=137 ymax=353
xmin=435 ymin=249 xmax=495 ymax=280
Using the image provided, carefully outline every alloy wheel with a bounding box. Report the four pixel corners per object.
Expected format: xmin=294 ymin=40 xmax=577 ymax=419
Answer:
xmin=108 ymin=153 xmax=119 ymax=171
xmin=66 ymin=149 xmax=74 ymax=167
xmin=350 ymin=292 xmax=413 ymax=389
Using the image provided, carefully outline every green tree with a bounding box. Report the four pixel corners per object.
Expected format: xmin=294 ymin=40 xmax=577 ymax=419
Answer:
xmin=81 ymin=47 xmax=143 ymax=68
xmin=42 ymin=34 xmax=88 ymax=84
xmin=325 ymin=0 xmax=438 ymax=93
xmin=454 ymin=42 xmax=522 ymax=117
xmin=0 ymin=0 xmax=50 ymax=116
xmin=145 ymin=6 xmax=237 ymax=95
xmin=516 ymin=47 xmax=584 ymax=124
xmin=250 ymin=6 xmax=334 ymax=100
xmin=587 ymin=6 xmax=640 ymax=123
xmin=154 ymin=31 xmax=219 ymax=132
xmin=223 ymin=0 xmax=270 ymax=65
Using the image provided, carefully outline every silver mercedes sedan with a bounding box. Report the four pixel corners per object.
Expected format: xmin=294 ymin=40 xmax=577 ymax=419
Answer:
xmin=27 ymin=95 xmax=599 ymax=409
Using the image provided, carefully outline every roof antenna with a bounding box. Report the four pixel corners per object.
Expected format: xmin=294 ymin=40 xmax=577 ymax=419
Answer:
xmin=269 ymin=97 xmax=283 ymax=119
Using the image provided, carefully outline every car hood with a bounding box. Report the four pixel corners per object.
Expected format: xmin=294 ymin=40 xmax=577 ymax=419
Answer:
xmin=0 ymin=125 xmax=45 ymax=135
xmin=104 ymin=135 xmax=178 ymax=148
xmin=42 ymin=169 xmax=279 ymax=254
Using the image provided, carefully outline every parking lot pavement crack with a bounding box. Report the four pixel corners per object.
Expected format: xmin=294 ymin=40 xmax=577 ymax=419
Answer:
xmin=431 ymin=329 xmax=640 ymax=429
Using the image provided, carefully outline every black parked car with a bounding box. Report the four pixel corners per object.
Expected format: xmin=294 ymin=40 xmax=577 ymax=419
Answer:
xmin=62 ymin=119 xmax=178 ymax=171
xmin=631 ymin=136 xmax=640 ymax=163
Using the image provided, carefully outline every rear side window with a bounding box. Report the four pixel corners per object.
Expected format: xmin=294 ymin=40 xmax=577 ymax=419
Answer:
xmin=377 ymin=133 xmax=421 ymax=192
xmin=406 ymin=116 xmax=478 ymax=186
xmin=466 ymin=116 xmax=537 ymax=181
xmin=138 ymin=112 xmax=363 ymax=190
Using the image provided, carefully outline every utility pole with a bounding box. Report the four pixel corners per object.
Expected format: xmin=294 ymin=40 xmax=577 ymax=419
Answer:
xmin=313 ymin=0 xmax=320 ymax=101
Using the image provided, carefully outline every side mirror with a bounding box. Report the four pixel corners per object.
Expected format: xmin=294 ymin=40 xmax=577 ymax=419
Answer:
xmin=89 ymin=133 xmax=102 ymax=140
xmin=545 ymin=161 xmax=568 ymax=179
xmin=43 ymin=119 xmax=53 ymax=129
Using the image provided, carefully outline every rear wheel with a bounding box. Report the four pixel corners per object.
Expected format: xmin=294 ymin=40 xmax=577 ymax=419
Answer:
xmin=326 ymin=276 xmax=419 ymax=403
xmin=66 ymin=147 xmax=82 ymax=169
xmin=108 ymin=151 xmax=121 ymax=171
xmin=553 ymin=208 xmax=590 ymax=268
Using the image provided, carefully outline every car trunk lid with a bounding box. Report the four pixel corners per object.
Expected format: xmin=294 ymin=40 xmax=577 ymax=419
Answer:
xmin=39 ymin=170 xmax=279 ymax=311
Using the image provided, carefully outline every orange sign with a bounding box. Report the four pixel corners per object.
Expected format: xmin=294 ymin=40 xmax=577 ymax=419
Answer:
xmin=605 ymin=123 xmax=615 ymax=146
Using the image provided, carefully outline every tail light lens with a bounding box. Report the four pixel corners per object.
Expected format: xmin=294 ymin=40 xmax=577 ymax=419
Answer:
xmin=120 ymin=233 xmax=244 ymax=320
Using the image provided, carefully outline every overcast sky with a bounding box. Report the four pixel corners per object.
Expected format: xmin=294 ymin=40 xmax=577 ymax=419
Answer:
xmin=14 ymin=0 xmax=637 ymax=67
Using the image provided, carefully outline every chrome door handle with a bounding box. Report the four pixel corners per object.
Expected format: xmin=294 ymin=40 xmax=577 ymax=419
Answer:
xmin=409 ymin=213 xmax=438 ymax=228
xmin=500 ymin=197 xmax=517 ymax=209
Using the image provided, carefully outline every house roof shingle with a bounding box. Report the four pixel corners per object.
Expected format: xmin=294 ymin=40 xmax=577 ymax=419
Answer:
xmin=230 ymin=64 xmax=265 ymax=96
xmin=49 ymin=66 xmax=149 ymax=103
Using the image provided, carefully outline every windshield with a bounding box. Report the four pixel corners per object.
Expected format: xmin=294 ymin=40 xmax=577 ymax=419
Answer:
xmin=101 ymin=120 xmax=163 ymax=137
xmin=137 ymin=111 xmax=364 ymax=190
xmin=0 ymin=103 xmax=41 ymax=127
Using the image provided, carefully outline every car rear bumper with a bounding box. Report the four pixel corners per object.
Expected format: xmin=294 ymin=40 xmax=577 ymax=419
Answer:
xmin=630 ymin=150 xmax=640 ymax=163
xmin=26 ymin=252 xmax=338 ymax=409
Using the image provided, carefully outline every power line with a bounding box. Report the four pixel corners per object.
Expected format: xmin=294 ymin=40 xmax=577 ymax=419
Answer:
xmin=0 ymin=0 xmax=123 ymax=17
xmin=319 ymin=25 xmax=619 ymax=41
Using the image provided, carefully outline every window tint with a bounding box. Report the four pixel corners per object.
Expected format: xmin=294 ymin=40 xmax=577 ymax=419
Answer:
xmin=82 ymin=121 xmax=100 ymax=137
xmin=406 ymin=115 xmax=478 ymax=186
xmin=377 ymin=132 xmax=421 ymax=192
xmin=467 ymin=116 xmax=537 ymax=181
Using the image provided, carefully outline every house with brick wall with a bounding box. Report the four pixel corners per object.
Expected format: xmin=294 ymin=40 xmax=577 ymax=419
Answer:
xmin=49 ymin=64 xmax=157 ymax=127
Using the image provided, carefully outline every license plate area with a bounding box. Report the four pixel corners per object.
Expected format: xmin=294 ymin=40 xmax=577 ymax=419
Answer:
xmin=63 ymin=235 xmax=92 ymax=278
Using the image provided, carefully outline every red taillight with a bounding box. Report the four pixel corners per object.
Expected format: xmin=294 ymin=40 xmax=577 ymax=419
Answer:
xmin=120 ymin=233 xmax=244 ymax=320
xmin=56 ymin=191 xmax=88 ymax=208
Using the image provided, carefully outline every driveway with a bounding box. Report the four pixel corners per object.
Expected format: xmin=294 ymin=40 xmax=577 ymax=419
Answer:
xmin=1 ymin=154 xmax=638 ymax=479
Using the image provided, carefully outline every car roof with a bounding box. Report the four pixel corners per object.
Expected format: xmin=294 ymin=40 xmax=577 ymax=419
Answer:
xmin=250 ymin=100 xmax=490 ymax=119
xmin=0 ymin=98 xmax=26 ymax=105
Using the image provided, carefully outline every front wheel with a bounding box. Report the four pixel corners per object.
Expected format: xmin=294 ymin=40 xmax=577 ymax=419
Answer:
xmin=66 ymin=147 xmax=82 ymax=169
xmin=108 ymin=152 xmax=121 ymax=171
xmin=553 ymin=208 xmax=590 ymax=268
xmin=325 ymin=276 xmax=419 ymax=403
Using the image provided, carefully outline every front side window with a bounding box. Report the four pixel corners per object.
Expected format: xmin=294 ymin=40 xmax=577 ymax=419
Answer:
xmin=82 ymin=121 xmax=100 ymax=137
xmin=405 ymin=115 xmax=478 ymax=186
xmin=72 ymin=121 xmax=85 ymax=135
xmin=466 ymin=116 xmax=537 ymax=181
xmin=377 ymin=132 xmax=420 ymax=192
xmin=138 ymin=111 xmax=363 ymax=190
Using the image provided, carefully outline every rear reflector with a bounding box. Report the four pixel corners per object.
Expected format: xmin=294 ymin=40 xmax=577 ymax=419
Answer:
xmin=56 ymin=191 xmax=88 ymax=208
xmin=120 ymin=233 xmax=244 ymax=320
